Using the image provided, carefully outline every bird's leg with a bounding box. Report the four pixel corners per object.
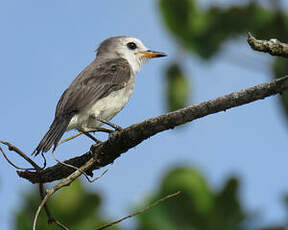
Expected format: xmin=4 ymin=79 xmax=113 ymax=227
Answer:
xmin=96 ymin=118 xmax=123 ymax=131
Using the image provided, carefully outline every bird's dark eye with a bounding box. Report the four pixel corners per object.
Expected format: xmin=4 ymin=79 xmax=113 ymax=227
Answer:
xmin=127 ymin=42 xmax=137 ymax=50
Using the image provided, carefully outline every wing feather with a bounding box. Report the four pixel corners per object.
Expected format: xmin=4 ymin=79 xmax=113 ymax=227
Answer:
xmin=33 ymin=58 xmax=131 ymax=154
xmin=55 ymin=58 xmax=131 ymax=117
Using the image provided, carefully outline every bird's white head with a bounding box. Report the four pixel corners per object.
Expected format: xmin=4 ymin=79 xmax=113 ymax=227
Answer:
xmin=96 ymin=36 xmax=167 ymax=73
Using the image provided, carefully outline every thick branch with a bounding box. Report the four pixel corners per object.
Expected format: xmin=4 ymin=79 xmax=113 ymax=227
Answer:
xmin=248 ymin=32 xmax=288 ymax=58
xmin=18 ymin=75 xmax=288 ymax=183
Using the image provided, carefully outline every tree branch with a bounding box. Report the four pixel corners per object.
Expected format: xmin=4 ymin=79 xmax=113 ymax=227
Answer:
xmin=247 ymin=32 xmax=288 ymax=58
xmin=0 ymin=141 xmax=70 ymax=228
xmin=0 ymin=141 xmax=41 ymax=170
xmin=18 ymin=75 xmax=288 ymax=183
xmin=32 ymin=156 xmax=107 ymax=230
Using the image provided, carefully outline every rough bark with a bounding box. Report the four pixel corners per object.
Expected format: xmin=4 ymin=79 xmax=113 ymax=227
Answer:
xmin=248 ymin=32 xmax=288 ymax=58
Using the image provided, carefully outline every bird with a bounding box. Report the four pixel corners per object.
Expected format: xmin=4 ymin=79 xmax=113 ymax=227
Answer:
xmin=32 ymin=36 xmax=167 ymax=156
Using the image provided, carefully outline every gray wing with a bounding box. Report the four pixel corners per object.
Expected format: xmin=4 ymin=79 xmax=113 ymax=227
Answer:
xmin=32 ymin=58 xmax=131 ymax=155
xmin=55 ymin=58 xmax=132 ymax=118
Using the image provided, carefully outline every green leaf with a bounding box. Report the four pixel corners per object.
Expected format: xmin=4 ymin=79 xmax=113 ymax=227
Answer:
xmin=136 ymin=167 xmax=249 ymax=230
xmin=159 ymin=0 xmax=197 ymax=41
xmin=159 ymin=1 xmax=288 ymax=59
xmin=137 ymin=167 xmax=214 ymax=230
xmin=211 ymin=177 xmax=246 ymax=230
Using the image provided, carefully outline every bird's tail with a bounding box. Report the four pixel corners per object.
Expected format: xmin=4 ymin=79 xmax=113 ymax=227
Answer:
xmin=32 ymin=114 xmax=74 ymax=156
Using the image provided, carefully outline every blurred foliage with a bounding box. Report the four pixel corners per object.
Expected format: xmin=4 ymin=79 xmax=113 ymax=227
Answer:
xmin=15 ymin=167 xmax=288 ymax=230
xmin=15 ymin=179 xmax=119 ymax=230
xmin=160 ymin=0 xmax=288 ymax=59
xmin=136 ymin=167 xmax=246 ymax=230
xmin=160 ymin=0 xmax=288 ymax=120
xmin=272 ymin=58 xmax=288 ymax=121
xmin=166 ymin=63 xmax=190 ymax=112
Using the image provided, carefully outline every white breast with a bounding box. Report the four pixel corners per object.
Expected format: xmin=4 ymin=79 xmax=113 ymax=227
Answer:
xmin=67 ymin=74 xmax=136 ymax=132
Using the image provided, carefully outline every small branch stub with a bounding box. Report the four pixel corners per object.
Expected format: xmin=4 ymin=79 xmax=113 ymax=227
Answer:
xmin=248 ymin=32 xmax=288 ymax=58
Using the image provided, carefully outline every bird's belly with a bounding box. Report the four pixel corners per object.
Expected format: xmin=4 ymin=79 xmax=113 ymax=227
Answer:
xmin=67 ymin=81 xmax=135 ymax=131
xmin=90 ymin=89 xmax=131 ymax=123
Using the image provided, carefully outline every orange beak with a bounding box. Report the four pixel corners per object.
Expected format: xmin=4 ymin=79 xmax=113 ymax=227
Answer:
xmin=136 ymin=50 xmax=167 ymax=58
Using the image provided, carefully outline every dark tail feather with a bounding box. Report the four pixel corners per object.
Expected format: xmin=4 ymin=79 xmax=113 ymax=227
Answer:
xmin=32 ymin=114 xmax=74 ymax=156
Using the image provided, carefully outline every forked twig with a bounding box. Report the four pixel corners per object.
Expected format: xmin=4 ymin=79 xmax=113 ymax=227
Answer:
xmin=51 ymin=149 xmax=108 ymax=183
xmin=0 ymin=141 xmax=71 ymax=229
xmin=88 ymin=168 xmax=109 ymax=183
xmin=39 ymin=183 xmax=69 ymax=230
xmin=0 ymin=145 xmax=33 ymax=170
xmin=96 ymin=191 xmax=181 ymax=230
xmin=33 ymin=161 xmax=107 ymax=230
xmin=33 ymin=189 xmax=52 ymax=230
xmin=0 ymin=141 xmax=69 ymax=228
xmin=0 ymin=141 xmax=40 ymax=170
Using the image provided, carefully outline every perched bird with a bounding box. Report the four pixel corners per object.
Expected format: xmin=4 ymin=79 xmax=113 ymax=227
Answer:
xmin=33 ymin=36 xmax=167 ymax=156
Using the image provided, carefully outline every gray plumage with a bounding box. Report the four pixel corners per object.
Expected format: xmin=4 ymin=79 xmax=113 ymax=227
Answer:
xmin=33 ymin=58 xmax=131 ymax=155
xmin=56 ymin=58 xmax=131 ymax=117
xmin=33 ymin=36 xmax=166 ymax=156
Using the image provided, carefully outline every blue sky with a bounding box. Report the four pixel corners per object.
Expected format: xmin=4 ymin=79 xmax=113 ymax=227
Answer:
xmin=1 ymin=0 xmax=288 ymax=229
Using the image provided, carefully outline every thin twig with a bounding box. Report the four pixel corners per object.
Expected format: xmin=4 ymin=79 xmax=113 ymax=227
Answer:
xmin=88 ymin=168 xmax=109 ymax=183
xmin=39 ymin=183 xmax=70 ymax=229
xmin=32 ymin=158 xmax=107 ymax=230
xmin=0 ymin=141 xmax=40 ymax=170
xmin=52 ymin=150 xmax=107 ymax=183
xmin=96 ymin=191 xmax=181 ymax=230
xmin=33 ymin=189 xmax=51 ymax=230
xmin=0 ymin=141 xmax=68 ymax=228
xmin=0 ymin=145 xmax=34 ymax=170
xmin=39 ymin=183 xmax=54 ymax=223
xmin=57 ymin=132 xmax=83 ymax=146
xmin=52 ymin=220 xmax=70 ymax=230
